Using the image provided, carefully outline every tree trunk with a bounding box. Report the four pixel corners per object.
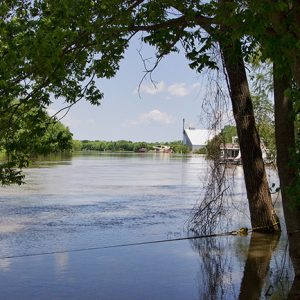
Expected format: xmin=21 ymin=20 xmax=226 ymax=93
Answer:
xmin=220 ymin=40 xmax=280 ymax=232
xmin=273 ymin=65 xmax=300 ymax=299
xmin=239 ymin=232 xmax=280 ymax=300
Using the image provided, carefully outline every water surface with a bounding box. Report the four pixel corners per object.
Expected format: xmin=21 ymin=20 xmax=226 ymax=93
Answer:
xmin=0 ymin=153 xmax=293 ymax=299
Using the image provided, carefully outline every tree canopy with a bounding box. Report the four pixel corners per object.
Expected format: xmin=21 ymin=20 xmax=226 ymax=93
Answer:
xmin=2 ymin=0 xmax=300 ymax=101
xmin=0 ymin=101 xmax=73 ymax=184
xmin=74 ymin=140 xmax=189 ymax=153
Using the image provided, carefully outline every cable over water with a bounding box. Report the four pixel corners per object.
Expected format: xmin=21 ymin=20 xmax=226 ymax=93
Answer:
xmin=2 ymin=226 xmax=290 ymax=261
xmin=0 ymin=230 xmax=238 ymax=260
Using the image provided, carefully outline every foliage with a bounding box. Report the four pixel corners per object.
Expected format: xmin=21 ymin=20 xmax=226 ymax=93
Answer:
xmin=167 ymin=141 xmax=189 ymax=154
xmin=206 ymin=107 xmax=275 ymax=160
xmin=0 ymin=0 xmax=115 ymax=184
xmin=37 ymin=119 xmax=73 ymax=154
xmin=205 ymin=134 xmax=223 ymax=160
xmin=235 ymin=1 xmax=300 ymax=76
xmin=72 ymin=140 xmax=83 ymax=152
xmin=206 ymin=125 xmax=237 ymax=159
xmin=221 ymin=125 xmax=237 ymax=143
xmin=194 ymin=147 xmax=207 ymax=155
xmin=74 ymin=140 xmax=189 ymax=154
xmin=249 ymin=61 xmax=276 ymax=155
xmin=286 ymin=86 xmax=300 ymax=207
xmin=252 ymin=94 xmax=275 ymax=148
xmin=0 ymin=101 xmax=73 ymax=184
xmin=287 ymin=151 xmax=300 ymax=208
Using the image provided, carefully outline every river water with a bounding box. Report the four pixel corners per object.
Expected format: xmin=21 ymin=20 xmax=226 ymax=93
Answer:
xmin=0 ymin=153 xmax=293 ymax=299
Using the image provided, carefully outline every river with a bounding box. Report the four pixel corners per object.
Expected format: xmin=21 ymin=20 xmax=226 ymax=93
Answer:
xmin=0 ymin=153 xmax=293 ymax=299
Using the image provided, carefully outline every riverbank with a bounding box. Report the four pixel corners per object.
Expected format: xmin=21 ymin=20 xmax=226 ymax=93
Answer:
xmin=72 ymin=139 xmax=191 ymax=154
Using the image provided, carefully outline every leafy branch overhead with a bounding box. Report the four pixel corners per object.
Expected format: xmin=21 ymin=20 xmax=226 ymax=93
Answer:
xmin=1 ymin=1 xmax=222 ymax=110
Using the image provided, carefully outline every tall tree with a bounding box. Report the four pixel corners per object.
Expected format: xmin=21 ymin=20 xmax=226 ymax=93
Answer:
xmin=273 ymin=68 xmax=300 ymax=298
xmin=214 ymin=0 xmax=280 ymax=232
xmin=233 ymin=2 xmax=300 ymax=296
xmin=220 ymin=38 xmax=279 ymax=231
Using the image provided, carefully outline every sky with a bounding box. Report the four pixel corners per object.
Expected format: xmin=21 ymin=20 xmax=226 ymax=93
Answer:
xmin=49 ymin=37 xmax=231 ymax=142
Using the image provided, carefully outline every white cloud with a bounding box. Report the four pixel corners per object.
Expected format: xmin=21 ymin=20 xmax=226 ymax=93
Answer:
xmin=134 ymin=81 xmax=202 ymax=98
xmin=142 ymin=109 xmax=174 ymax=124
xmin=123 ymin=109 xmax=175 ymax=127
xmin=134 ymin=81 xmax=166 ymax=95
xmin=167 ymin=83 xmax=190 ymax=97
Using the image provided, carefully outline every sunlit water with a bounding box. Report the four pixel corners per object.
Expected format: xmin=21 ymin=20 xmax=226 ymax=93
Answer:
xmin=0 ymin=153 xmax=293 ymax=299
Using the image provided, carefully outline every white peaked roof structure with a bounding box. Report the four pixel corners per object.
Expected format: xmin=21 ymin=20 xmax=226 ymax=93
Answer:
xmin=182 ymin=119 xmax=218 ymax=151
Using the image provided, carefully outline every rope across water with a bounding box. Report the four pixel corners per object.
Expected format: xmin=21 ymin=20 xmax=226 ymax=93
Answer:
xmin=0 ymin=228 xmax=251 ymax=260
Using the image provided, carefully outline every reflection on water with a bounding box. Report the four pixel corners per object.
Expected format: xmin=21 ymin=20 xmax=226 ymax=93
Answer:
xmin=191 ymin=232 xmax=293 ymax=300
xmin=191 ymin=236 xmax=241 ymax=299
xmin=0 ymin=153 xmax=294 ymax=299
xmin=55 ymin=252 xmax=69 ymax=275
xmin=239 ymin=233 xmax=280 ymax=300
xmin=0 ymin=259 xmax=11 ymax=272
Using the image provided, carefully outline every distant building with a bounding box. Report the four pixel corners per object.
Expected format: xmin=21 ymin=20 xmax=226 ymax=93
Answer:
xmin=153 ymin=145 xmax=172 ymax=153
xmin=220 ymin=136 xmax=241 ymax=164
xmin=220 ymin=136 xmax=271 ymax=164
xmin=182 ymin=119 xmax=218 ymax=151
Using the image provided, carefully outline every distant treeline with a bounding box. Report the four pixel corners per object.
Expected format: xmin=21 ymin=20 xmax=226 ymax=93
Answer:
xmin=73 ymin=140 xmax=189 ymax=154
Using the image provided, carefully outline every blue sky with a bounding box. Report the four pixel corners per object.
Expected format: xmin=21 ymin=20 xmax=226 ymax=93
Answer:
xmin=49 ymin=37 xmax=225 ymax=142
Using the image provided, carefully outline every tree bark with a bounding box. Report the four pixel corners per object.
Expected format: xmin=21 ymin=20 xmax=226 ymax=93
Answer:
xmin=220 ymin=40 xmax=280 ymax=232
xmin=273 ymin=65 xmax=300 ymax=299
